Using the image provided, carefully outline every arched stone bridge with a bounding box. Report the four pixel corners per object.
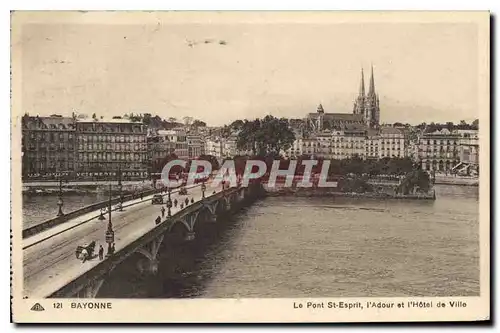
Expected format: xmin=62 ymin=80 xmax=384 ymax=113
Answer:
xmin=44 ymin=183 xmax=262 ymax=298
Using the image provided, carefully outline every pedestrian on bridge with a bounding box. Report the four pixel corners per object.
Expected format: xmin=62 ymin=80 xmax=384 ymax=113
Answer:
xmin=161 ymin=206 xmax=165 ymax=218
xmin=81 ymin=248 xmax=88 ymax=263
xmin=185 ymin=198 xmax=189 ymax=206
xmin=98 ymin=245 xmax=104 ymax=260
xmin=140 ymin=192 xmax=143 ymax=201
xmin=191 ymin=198 xmax=194 ymax=204
xmin=174 ymin=198 xmax=178 ymax=208
xmin=180 ymin=203 xmax=184 ymax=209
xmin=155 ymin=215 xmax=161 ymax=225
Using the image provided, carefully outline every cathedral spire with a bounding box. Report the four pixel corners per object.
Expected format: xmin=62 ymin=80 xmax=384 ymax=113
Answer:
xmin=368 ymin=64 xmax=375 ymax=96
xmin=359 ymin=68 xmax=365 ymax=96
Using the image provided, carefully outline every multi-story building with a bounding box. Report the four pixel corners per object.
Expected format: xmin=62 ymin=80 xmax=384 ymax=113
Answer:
xmin=223 ymin=134 xmax=239 ymax=157
xmin=365 ymin=129 xmax=380 ymax=159
xmin=315 ymin=131 xmax=333 ymax=158
xmin=416 ymin=128 xmax=460 ymax=172
xmin=285 ymin=137 xmax=304 ymax=159
xmin=147 ymin=132 xmax=176 ymax=174
xmin=452 ymin=129 xmax=479 ymax=175
xmin=75 ymin=117 xmax=148 ymax=179
xmin=187 ymin=132 xmax=205 ymax=158
xmin=457 ymin=129 xmax=479 ymax=166
xmin=205 ymin=137 xmax=224 ymax=158
xmin=378 ymin=127 xmax=405 ymax=159
xmin=21 ymin=115 xmax=76 ymax=179
xmin=332 ymin=128 xmax=366 ymax=159
xmin=157 ymin=128 xmax=188 ymax=160
xmin=310 ymin=127 xmax=366 ymax=160
xmin=301 ymin=137 xmax=319 ymax=157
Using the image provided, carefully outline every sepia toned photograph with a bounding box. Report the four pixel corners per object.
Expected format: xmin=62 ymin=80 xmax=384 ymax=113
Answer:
xmin=10 ymin=11 xmax=490 ymax=323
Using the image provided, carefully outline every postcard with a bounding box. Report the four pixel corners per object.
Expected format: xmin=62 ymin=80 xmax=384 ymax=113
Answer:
xmin=11 ymin=10 xmax=490 ymax=323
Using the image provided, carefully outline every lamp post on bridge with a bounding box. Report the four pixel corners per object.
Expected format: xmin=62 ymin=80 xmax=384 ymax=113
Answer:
xmin=56 ymin=174 xmax=64 ymax=217
xmin=166 ymin=187 xmax=172 ymax=217
xmin=105 ymin=183 xmax=115 ymax=257
xmin=118 ymin=165 xmax=123 ymax=211
xmin=201 ymin=180 xmax=206 ymax=200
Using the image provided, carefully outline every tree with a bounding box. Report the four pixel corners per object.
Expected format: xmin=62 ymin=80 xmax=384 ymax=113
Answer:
xmin=236 ymin=116 xmax=296 ymax=156
xmin=230 ymin=119 xmax=245 ymax=131
xmin=221 ymin=125 xmax=232 ymax=139
xmin=142 ymin=113 xmax=152 ymax=126
xmin=399 ymin=169 xmax=431 ymax=194
xmin=472 ymin=119 xmax=479 ymax=129
xmin=446 ymin=122 xmax=454 ymax=132
xmin=258 ymin=115 xmax=296 ymax=155
xmin=167 ymin=117 xmax=177 ymax=123
xmin=92 ymin=113 xmax=97 ymax=120
xmin=183 ymin=116 xmax=194 ymax=126
xmin=192 ymin=119 xmax=207 ymax=127
xmin=129 ymin=113 xmax=142 ymax=122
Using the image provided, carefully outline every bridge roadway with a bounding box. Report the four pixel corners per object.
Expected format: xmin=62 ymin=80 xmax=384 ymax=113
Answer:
xmin=23 ymin=182 xmax=224 ymax=298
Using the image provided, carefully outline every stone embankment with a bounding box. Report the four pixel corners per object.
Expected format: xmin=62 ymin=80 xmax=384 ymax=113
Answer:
xmin=263 ymin=185 xmax=436 ymax=200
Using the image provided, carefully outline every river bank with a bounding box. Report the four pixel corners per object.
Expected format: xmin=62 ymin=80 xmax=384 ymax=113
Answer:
xmin=264 ymin=187 xmax=435 ymax=200
xmin=434 ymin=175 xmax=479 ymax=186
xmin=22 ymin=182 xmax=155 ymax=196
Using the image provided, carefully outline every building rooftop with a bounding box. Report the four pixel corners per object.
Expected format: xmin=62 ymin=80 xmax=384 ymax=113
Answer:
xmin=424 ymin=128 xmax=460 ymax=136
xmin=366 ymin=129 xmax=380 ymax=137
xmin=22 ymin=116 xmax=75 ymax=129
xmin=380 ymin=127 xmax=404 ymax=135
xmin=307 ymin=112 xmax=363 ymax=122
xmin=76 ymin=117 xmax=141 ymax=124
xmin=158 ymin=129 xmax=187 ymax=136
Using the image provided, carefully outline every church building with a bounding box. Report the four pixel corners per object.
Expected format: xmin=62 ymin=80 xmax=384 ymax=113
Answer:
xmin=353 ymin=65 xmax=381 ymax=129
xmin=306 ymin=65 xmax=381 ymax=132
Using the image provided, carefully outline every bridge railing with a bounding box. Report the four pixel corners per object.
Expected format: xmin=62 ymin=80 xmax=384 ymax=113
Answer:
xmin=47 ymin=187 xmax=238 ymax=298
xmin=22 ymin=186 xmax=175 ymax=239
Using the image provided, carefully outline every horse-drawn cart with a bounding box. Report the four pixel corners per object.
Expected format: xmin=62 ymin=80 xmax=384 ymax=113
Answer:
xmin=75 ymin=241 xmax=96 ymax=262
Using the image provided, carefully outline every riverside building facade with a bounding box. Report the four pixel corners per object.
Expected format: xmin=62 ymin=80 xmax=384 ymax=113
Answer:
xmin=157 ymin=129 xmax=189 ymax=160
xmin=416 ymin=128 xmax=460 ymax=173
xmin=21 ymin=115 xmax=76 ymax=179
xmin=187 ymin=133 xmax=205 ymax=158
xmin=75 ymin=117 xmax=148 ymax=180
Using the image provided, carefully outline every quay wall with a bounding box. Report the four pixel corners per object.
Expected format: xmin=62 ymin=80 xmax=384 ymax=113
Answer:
xmin=263 ymin=185 xmax=436 ymax=200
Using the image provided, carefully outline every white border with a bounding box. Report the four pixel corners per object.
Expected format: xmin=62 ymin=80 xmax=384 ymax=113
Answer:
xmin=3 ymin=1 xmax=497 ymax=332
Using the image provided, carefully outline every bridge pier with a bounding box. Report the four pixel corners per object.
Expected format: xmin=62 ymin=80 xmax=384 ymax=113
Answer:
xmin=136 ymin=234 xmax=164 ymax=275
xmin=203 ymin=201 xmax=219 ymax=222
xmin=176 ymin=211 xmax=199 ymax=241
xmin=223 ymin=196 xmax=232 ymax=211
xmin=185 ymin=231 xmax=195 ymax=241
xmin=236 ymin=189 xmax=245 ymax=202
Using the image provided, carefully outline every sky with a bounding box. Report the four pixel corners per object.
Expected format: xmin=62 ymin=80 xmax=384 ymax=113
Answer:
xmin=17 ymin=13 xmax=481 ymax=126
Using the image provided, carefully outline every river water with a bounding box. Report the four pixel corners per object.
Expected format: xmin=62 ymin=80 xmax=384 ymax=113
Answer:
xmin=22 ymin=193 xmax=108 ymax=228
xmin=22 ymin=184 xmax=479 ymax=297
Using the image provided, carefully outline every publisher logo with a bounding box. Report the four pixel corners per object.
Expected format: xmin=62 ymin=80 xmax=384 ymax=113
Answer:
xmin=30 ymin=303 xmax=45 ymax=311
